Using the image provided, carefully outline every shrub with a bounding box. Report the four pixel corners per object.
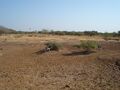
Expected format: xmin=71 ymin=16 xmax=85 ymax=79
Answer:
xmin=45 ymin=42 xmax=60 ymax=51
xmin=74 ymin=40 xmax=100 ymax=51
xmin=84 ymin=31 xmax=98 ymax=36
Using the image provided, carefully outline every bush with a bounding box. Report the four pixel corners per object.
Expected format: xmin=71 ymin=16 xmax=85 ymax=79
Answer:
xmin=45 ymin=42 xmax=60 ymax=51
xmin=74 ymin=40 xmax=100 ymax=51
xmin=84 ymin=31 xmax=98 ymax=36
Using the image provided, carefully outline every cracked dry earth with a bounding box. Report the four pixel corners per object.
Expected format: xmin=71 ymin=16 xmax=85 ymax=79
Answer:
xmin=0 ymin=41 xmax=120 ymax=90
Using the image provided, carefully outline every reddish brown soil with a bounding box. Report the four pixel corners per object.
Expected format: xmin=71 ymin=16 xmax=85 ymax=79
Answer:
xmin=0 ymin=41 xmax=120 ymax=90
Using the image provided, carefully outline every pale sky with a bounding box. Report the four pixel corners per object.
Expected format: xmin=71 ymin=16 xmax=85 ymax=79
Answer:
xmin=0 ymin=0 xmax=120 ymax=32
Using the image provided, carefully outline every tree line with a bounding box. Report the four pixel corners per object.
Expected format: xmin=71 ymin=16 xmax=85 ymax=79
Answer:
xmin=0 ymin=29 xmax=120 ymax=37
xmin=37 ymin=30 xmax=120 ymax=37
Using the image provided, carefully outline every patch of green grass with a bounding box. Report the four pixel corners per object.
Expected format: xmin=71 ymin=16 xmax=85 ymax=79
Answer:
xmin=74 ymin=40 xmax=100 ymax=51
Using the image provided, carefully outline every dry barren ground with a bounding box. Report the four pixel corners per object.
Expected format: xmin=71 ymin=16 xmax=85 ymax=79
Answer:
xmin=0 ymin=34 xmax=120 ymax=90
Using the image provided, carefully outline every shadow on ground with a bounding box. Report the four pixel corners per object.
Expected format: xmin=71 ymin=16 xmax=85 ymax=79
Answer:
xmin=35 ymin=49 xmax=46 ymax=55
xmin=63 ymin=51 xmax=96 ymax=56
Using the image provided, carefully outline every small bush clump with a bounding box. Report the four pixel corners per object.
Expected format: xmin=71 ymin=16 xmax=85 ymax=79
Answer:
xmin=74 ymin=40 xmax=100 ymax=51
xmin=45 ymin=42 xmax=60 ymax=51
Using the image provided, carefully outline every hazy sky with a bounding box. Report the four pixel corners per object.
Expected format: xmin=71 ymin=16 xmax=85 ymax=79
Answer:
xmin=0 ymin=0 xmax=120 ymax=32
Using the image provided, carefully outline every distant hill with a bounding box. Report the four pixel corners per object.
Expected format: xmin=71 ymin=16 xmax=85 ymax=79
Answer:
xmin=0 ymin=26 xmax=16 ymax=34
